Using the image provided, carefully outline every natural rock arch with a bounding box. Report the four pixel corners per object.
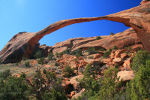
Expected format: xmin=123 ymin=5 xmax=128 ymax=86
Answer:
xmin=1 ymin=1 xmax=150 ymax=63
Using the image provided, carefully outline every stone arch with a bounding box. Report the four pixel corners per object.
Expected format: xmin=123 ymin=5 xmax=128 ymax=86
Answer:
xmin=1 ymin=2 xmax=150 ymax=63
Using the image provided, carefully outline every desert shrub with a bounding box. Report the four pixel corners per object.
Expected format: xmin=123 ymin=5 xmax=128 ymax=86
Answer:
xmin=97 ymin=68 xmax=120 ymax=100
xmin=0 ymin=72 xmax=30 ymax=100
xmin=103 ymin=49 xmax=112 ymax=58
xmin=24 ymin=61 xmax=31 ymax=68
xmin=76 ymin=50 xmax=150 ymax=100
xmin=62 ymin=49 xmax=71 ymax=55
xmin=48 ymin=52 xmax=54 ymax=60
xmin=71 ymin=49 xmax=82 ymax=57
xmin=86 ymin=47 xmax=98 ymax=55
xmin=55 ymin=52 xmax=60 ymax=58
xmin=128 ymin=60 xmax=150 ymax=100
xmin=55 ymin=62 xmax=60 ymax=66
xmin=112 ymin=46 xmax=118 ymax=50
xmin=80 ymin=64 xmax=100 ymax=97
xmin=131 ymin=50 xmax=150 ymax=71
xmin=83 ymin=64 xmax=95 ymax=77
xmin=31 ymin=69 xmax=67 ymax=100
xmin=79 ymin=66 xmax=120 ymax=99
xmin=38 ymin=57 xmax=45 ymax=65
xmin=0 ymin=69 xmax=67 ymax=100
xmin=0 ymin=69 xmax=11 ymax=79
xmin=110 ymin=32 xmax=115 ymax=35
xmin=16 ymin=62 xmax=19 ymax=66
xmin=55 ymin=49 xmax=71 ymax=58
xmin=34 ymin=50 xmax=43 ymax=59
xmin=97 ymin=47 xmax=106 ymax=51
xmin=43 ymin=69 xmax=47 ymax=74
xmin=96 ymin=36 xmax=101 ymax=40
xmin=63 ymin=66 xmax=75 ymax=78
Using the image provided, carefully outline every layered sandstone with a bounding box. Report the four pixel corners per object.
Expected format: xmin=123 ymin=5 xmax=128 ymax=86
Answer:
xmin=52 ymin=28 xmax=141 ymax=54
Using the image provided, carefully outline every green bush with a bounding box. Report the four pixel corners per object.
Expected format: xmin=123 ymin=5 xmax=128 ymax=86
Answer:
xmin=71 ymin=49 xmax=82 ymax=57
xmin=55 ymin=49 xmax=71 ymax=58
xmin=110 ymin=32 xmax=115 ymax=35
xmin=79 ymin=66 xmax=120 ymax=99
xmin=63 ymin=66 xmax=75 ymax=78
xmin=79 ymin=64 xmax=101 ymax=97
xmin=43 ymin=69 xmax=47 ymax=74
xmin=75 ymin=50 xmax=150 ymax=100
xmin=98 ymin=68 xmax=119 ymax=100
xmin=55 ymin=62 xmax=60 ymax=66
xmin=62 ymin=49 xmax=70 ymax=55
xmin=112 ymin=46 xmax=118 ymax=50
xmin=127 ymin=60 xmax=150 ymax=100
xmin=0 ymin=69 xmax=11 ymax=79
xmin=0 ymin=69 xmax=67 ymax=100
xmin=103 ymin=49 xmax=112 ymax=58
xmin=34 ymin=50 xmax=43 ymax=59
xmin=86 ymin=47 xmax=98 ymax=55
xmin=83 ymin=64 xmax=95 ymax=77
xmin=131 ymin=50 xmax=150 ymax=71
xmin=48 ymin=52 xmax=54 ymax=60
xmin=31 ymin=69 xmax=67 ymax=100
xmin=96 ymin=36 xmax=101 ymax=40
xmin=38 ymin=57 xmax=45 ymax=65
xmin=24 ymin=61 xmax=31 ymax=68
xmin=0 ymin=73 xmax=30 ymax=100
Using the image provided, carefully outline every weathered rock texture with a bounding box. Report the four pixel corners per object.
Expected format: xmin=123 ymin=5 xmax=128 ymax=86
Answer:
xmin=1 ymin=1 xmax=150 ymax=63
xmin=53 ymin=28 xmax=141 ymax=54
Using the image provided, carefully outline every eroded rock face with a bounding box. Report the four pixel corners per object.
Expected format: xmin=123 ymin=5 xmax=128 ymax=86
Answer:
xmin=140 ymin=0 xmax=150 ymax=5
xmin=1 ymin=1 xmax=150 ymax=63
xmin=52 ymin=28 xmax=140 ymax=54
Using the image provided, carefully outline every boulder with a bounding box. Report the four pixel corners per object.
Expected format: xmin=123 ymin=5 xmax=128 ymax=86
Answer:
xmin=113 ymin=58 xmax=122 ymax=63
xmin=93 ymin=53 xmax=103 ymax=59
xmin=117 ymin=71 xmax=135 ymax=81
xmin=69 ymin=75 xmax=84 ymax=90
xmin=71 ymin=89 xmax=85 ymax=99
xmin=123 ymin=58 xmax=132 ymax=70
xmin=120 ymin=53 xmax=128 ymax=59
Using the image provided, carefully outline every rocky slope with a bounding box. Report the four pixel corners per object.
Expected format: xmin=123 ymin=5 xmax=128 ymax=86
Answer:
xmin=5 ymin=31 xmax=142 ymax=99
xmin=0 ymin=0 xmax=150 ymax=63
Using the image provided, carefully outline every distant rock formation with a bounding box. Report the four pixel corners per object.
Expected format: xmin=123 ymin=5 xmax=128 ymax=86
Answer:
xmin=1 ymin=1 xmax=150 ymax=63
xmin=52 ymin=28 xmax=141 ymax=54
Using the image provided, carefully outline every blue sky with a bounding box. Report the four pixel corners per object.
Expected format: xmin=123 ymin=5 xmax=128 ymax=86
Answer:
xmin=0 ymin=0 xmax=141 ymax=50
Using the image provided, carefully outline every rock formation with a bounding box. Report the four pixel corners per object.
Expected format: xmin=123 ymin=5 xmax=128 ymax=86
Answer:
xmin=53 ymin=28 xmax=141 ymax=54
xmin=1 ymin=0 xmax=150 ymax=63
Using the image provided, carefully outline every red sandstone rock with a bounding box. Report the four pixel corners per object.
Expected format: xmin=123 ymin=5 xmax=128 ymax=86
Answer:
xmin=58 ymin=54 xmax=87 ymax=70
xmin=140 ymin=0 xmax=150 ymax=5
xmin=63 ymin=75 xmax=83 ymax=93
xmin=70 ymin=91 xmax=76 ymax=97
xmin=71 ymin=89 xmax=85 ymax=99
xmin=131 ymin=44 xmax=143 ymax=51
xmin=123 ymin=58 xmax=132 ymax=70
xmin=113 ymin=58 xmax=122 ymax=63
xmin=114 ymin=49 xmax=126 ymax=58
xmin=93 ymin=53 xmax=103 ymax=59
xmin=120 ymin=53 xmax=128 ymax=59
